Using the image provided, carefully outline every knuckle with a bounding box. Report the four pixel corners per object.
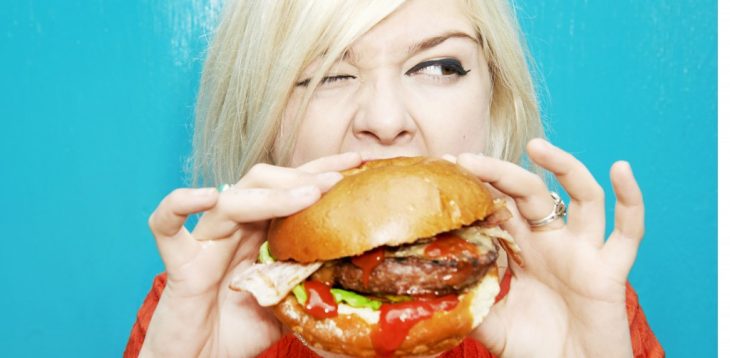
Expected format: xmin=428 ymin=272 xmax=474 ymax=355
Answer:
xmin=456 ymin=152 xmax=476 ymax=163
xmin=147 ymin=211 xmax=164 ymax=236
xmin=214 ymin=191 xmax=235 ymax=216
xmin=527 ymin=171 xmax=541 ymax=182
xmin=565 ymin=151 xmax=580 ymax=164
xmin=248 ymin=163 xmax=272 ymax=177
xmin=164 ymin=188 xmax=188 ymax=209
xmin=304 ymin=155 xmax=327 ymax=166
xmin=584 ymin=170 xmax=605 ymax=200
xmin=526 ymin=172 xmax=545 ymax=189
xmin=148 ymin=188 xmax=189 ymax=236
xmin=147 ymin=212 xmax=158 ymax=231
xmin=595 ymin=186 xmax=606 ymax=201
xmin=216 ymin=188 xmax=266 ymax=217
xmin=584 ymin=180 xmax=606 ymax=205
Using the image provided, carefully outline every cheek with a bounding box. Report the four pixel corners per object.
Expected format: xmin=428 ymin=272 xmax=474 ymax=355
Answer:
xmin=289 ymin=93 xmax=356 ymax=166
xmin=405 ymin=78 xmax=491 ymax=154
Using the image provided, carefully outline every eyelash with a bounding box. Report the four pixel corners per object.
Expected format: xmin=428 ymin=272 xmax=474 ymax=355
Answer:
xmin=296 ymin=75 xmax=356 ymax=87
xmin=404 ymin=58 xmax=470 ymax=77
xmin=295 ymin=58 xmax=470 ymax=87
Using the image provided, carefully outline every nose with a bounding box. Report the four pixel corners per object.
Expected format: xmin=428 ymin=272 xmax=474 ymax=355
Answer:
xmin=352 ymin=75 xmax=415 ymax=145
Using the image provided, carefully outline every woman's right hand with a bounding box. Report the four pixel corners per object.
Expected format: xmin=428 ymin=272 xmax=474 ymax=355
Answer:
xmin=139 ymin=152 xmax=362 ymax=357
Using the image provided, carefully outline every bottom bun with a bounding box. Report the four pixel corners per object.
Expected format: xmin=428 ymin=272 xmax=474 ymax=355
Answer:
xmin=272 ymin=266 xmax=500 ymax=357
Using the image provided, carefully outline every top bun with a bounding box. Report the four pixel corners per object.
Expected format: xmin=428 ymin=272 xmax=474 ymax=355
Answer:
xmin=268 ymin=156 xmax=494 ymax=263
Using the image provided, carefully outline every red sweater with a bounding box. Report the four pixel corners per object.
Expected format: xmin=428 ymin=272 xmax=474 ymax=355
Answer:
xmin=124 ymin=272 xmax=664 ymax=357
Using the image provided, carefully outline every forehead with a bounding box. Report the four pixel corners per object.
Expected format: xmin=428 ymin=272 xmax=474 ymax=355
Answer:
xmin=345 ymin=0 xmax=477 ymax=62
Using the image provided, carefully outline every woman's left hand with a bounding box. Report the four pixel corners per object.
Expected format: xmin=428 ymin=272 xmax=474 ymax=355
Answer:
xmin=453 ymin=138 xmax=644 ymax=358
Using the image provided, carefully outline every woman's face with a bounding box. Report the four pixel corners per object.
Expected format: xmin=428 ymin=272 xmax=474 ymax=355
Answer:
xmin=286 ymin=0 xmax=492 ymax=166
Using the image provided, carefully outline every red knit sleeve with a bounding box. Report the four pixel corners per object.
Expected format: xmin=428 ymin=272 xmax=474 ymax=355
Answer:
xmin=626 ymin=283 xmax=665 ymax=357
xmin=124 ymin=273 xmax=662 ymax=358
xmin=257 ymin=334 xmax=321 ymax=358
xmin=123 ymin=273 xmax=167 ymax=358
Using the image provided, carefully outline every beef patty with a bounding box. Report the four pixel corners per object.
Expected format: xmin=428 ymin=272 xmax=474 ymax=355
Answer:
xmin=319 ymin=248 xmax=498 ymax=296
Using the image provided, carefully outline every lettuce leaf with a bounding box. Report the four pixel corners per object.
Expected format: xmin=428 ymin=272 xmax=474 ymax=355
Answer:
xmin=331 ymin=288 xmax=382 ymax=310
xmin=258 ymin=241 xmax=275 ymax=264
xmin=290 ymin=286 xmax=383 ymax=311
xmin=292 ymin=284 xmax=307 ymax=305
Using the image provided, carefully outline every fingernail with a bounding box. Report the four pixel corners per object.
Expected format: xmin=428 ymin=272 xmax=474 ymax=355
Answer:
xmin=620 ymin=160 xmax=633 ymax=174
xmin=317 ymin=172 xmax=343 ymax=185
xmin=216 ymin=184 xmax=232 ymax=193
xmin=290 ymin=185 xmax=318 ymax=197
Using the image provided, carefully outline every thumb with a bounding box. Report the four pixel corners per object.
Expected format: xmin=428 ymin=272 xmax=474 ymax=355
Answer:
xmin=469 ymin=269 xmax=514 ymax=356
xmin=471 ymin=299 xmax=508 ymax=356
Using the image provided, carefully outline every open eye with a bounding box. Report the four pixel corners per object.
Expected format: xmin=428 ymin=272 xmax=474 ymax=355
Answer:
xmin=405 ymin=58 xmax=470 ymax=77
xmin=296 ymin=75 xmax=357 ymax=88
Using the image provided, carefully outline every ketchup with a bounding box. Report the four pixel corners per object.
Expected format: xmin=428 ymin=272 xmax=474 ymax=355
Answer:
xmin=303 ymin=280 xmax=338 ymax=319
xmin=351 ymin=247 xmax=385 ymax=287
xmin=371 ymin=295 xmax=459 ymax=357
xmin=425 ymin=233 xmax=479 ymax=260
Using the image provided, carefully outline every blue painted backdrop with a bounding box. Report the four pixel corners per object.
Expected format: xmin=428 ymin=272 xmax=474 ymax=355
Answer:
xmin=0 ymin=1 xmax=716 ymax=356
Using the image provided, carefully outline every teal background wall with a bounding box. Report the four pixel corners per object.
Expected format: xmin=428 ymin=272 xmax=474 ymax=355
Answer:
xmin=0 ymin=1 xmax=716 ymax=356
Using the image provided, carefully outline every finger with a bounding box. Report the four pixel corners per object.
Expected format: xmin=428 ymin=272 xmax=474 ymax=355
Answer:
xmin=610 ymin=161 xmax=644 ymax=239
xmin=526 ymin=139 xmax=605 ymax=236
xmin=148 ymin=188 xmax=218 ymax=239
xmin=223 ymin=186 xmax=322 ymax=221
xmin=297 ymin=152 xmax=362 ymax=173
xmin=238 ymin=163 xmax=343 ymax=191
xmin=193 ymin=186 xmax=321 ymax=240
xmin=603 ymin=161 xmax=644 ymax=276
xmin=443 ymin=154 xmax=508 ymax=200
xmin=446 ymin=153 xmax=513 ymax=201
xmin=455 ymin=153 xmax=557 ymax=229
xmin=527 ymin=139 xmax=604 ymax=203
xmin=148 ymin=188 xmax=219 ymax=271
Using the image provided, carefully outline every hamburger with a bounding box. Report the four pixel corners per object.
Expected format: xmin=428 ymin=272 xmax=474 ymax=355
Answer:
xmin=231 ymin=156 xmax=520 ymax=357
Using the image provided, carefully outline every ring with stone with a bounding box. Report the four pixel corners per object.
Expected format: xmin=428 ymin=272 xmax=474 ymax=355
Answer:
xmin=527 ymin=191 xmax=567 ymax=228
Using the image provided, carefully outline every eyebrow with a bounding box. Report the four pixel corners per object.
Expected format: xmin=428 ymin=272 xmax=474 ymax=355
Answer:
xmin=342 ymin=31 xmax=480 ymax=63
xmin=407 ymin=31 xmax=480 ymax=55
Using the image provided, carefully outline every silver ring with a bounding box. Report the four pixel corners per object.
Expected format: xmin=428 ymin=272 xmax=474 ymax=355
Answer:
xmin=528 ymin=191 xmax=567 ymax=228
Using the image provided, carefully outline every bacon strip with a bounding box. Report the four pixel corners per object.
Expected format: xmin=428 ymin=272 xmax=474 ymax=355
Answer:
xmin=229 ymin=261 xmax=322 ymax=306
xmin=476 ymin=199 xmax=525 ymax=267
xmin=484 ymin=199 xmax=513 ymax=226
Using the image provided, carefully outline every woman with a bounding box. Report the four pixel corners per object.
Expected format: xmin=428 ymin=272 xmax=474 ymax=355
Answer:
xmin=126 ymin=0 xmax=663 ymax=356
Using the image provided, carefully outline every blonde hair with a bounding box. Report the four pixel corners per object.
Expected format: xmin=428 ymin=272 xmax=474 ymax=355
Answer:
xmin=192 ymin=0 xmax=543 ymax=186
